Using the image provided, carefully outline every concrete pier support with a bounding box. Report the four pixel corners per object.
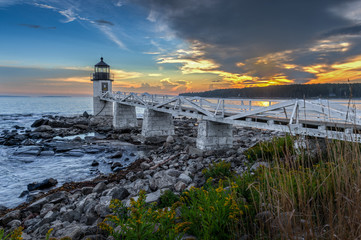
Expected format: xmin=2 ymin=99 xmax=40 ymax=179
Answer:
xmin=113 ymin=103 xmax=137 ymax=129
xmin=142 ymin=109 xmax=174 ymax=137
xmin=196 ymin=120 xmax=233 ymax=150
xmin=93 ymin=97 xmax=113 ymax=116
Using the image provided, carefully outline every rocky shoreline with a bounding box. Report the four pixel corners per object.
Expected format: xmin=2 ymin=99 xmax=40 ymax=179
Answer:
xmin=0 ymin=114 xmax=283 ymax=239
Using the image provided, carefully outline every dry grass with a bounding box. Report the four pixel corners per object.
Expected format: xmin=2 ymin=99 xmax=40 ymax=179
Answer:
xmin=252 ymin=137 xmax=361 ymax=239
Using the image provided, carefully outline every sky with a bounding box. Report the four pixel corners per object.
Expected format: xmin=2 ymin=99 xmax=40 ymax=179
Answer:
xmin=2 ymin=0 xmax=361 ymax=96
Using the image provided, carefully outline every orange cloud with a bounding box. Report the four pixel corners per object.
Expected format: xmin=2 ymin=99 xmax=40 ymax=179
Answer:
xmin=306 ymin=55 xmax=361 ymax=84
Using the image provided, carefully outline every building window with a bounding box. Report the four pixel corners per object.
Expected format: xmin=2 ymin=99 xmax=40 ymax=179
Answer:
xmin=102 ymin=82 xmax=108 ymax=92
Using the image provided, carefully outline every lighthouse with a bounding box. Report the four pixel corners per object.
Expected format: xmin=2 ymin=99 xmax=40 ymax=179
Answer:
xmin=91 ymin=57 xmax=113 ymax=116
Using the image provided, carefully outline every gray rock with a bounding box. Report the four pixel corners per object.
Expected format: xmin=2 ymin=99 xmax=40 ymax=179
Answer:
xmin=27 ymin=197 xmax=48 ymax=212
xmin=39 ymin=150 xmax=55 ymax=156
xmin=174 ymin=181 xmax=187 ymax=192
xmin=75 ymin=193 xmax=97 ymax=213
xmin=22 ymin=139 xmax=35 ymax=146
xmin=36 ymin=223 xmax=51 ymax=236
xmin=48 ymin=191 xmax=68 ymax=204
xmin=251 ymin=161 xmax=270 ymax=171
xmin=40 ymin=203 xmax=55 ymax=217
xmin=63 ymin=149 xmax=84 ymax=157
xmin=125 ymin=190 xmax=162 ymax=207
xmin=74 ymin=124 xmax=88 ymax=130
xmin=109 ymin=151 xmax=123 ymax=159
xmin=34 ymin=125 xmax=52 ymax=132
xmin=179 ymin=154 xmax=189 ymax=162
xmin=55 ymin=223 xmax=86 ymax=240
xmin=111 ymin=162 xmax=123 ymax=171
xmin=7 ymin=219 xmax=21 ymax=229
xmin=31 ymin=118 xmax=47 ymax=128
xmin=91 ymin=160 xmax=99 ymax=167
xmin=125 ymin=179 xmax=150 ymax=195
xmin=28 ymin=178 xmax=58 ymax=191
xmin=152 ymin=171 xmax=177 ymax=190
xmin=0 ymin=205 xmax=7 ymax=213
xmin=42 ymin=210 xmax=58 ymax=224
xmin=0 ymin=210 xmax=20 ymax=225
xmin=108 ymin=187 xmax=130 ymax=200
xmin=94 ymin=196 xmax=112 ymax=217
xmin=13 ymin=146 xmax=41 ymax=156
xmin=83 ymin=111 xmax=90 ymax=118
xmin=24 ymin=217 xmax=41 ymax=228
xmin=188 ymin=146 xmax=203 ymax=158
xmin=82 ymin=187 xmax=94 ymax=195
xmin=126 ymin=172 xmax=136 ymax=181
xmin=61 ymin=210 xmax=81 ymax=223
xmin=140 ymin=162 xmax=150 ymax=170
xmin=165 ymin=169 xmax=182 ymax=178
xmin=93 ymin=182 xmax=107 ymax=193
xmin=166 ymin=135 xmax=174 ymax=143
xmin=178 ymin=173 xmax=192 ymax=184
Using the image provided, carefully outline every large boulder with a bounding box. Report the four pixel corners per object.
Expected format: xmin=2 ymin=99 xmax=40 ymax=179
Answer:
xmin=13 ymin=146 xmax=41 ymax=156
xmin=150 ymin=171 xmax=177 ymax=190
xmin=27 ymin=178 xmax=58 ymax=191
xmin=125 ymin=190 xmax=162 ymax=207
xmin=0 ymin=210 xmax=20 ymax=225
xmin=178 ymin=173 xmax=192 ymax=184
xmin=26 ymin=197 xmax=49 ymax=212
xmin=31 ymin=119 xmax=48 ymax=128
xmin=125 ymin=179 xmax=150 ymax=195
xmin=34 ymin=125 xmax=53 ymax=132
xmin=107 ymin=187 xmax=130 ymax=200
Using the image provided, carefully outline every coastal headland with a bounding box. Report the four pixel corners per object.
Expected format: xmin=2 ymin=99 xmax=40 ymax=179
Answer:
xmin=0 ymin=113 xmax=282 ymax=239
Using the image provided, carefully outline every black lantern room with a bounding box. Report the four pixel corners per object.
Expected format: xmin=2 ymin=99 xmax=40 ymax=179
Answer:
xmin=92 ymin=57 xmax=113 ymax=81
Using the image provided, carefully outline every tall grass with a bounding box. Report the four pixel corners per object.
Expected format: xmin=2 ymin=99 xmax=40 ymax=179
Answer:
xmin=252 ymin=138 xmax=361 ymax=239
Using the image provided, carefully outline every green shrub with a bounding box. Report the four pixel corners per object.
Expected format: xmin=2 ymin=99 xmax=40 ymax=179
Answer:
xmin=0 ymin=227 xmax=23 ymax=240
xmin=158 ymin=190 xmax=180 ymax=209
xmin=99 ymin=190 xmax=189 ymax=240
xmin=244 ymin=134 xmax=293 ymax=162
xmin=109 ymin=198 xmax=129 ymax=221
xmin=180 ymin=180 xmax=248 ymax=240
xmin=202 ymin=160 xmax=233 ymax=180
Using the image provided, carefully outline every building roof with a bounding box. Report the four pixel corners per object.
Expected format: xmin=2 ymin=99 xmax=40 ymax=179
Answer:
xmin=95 ymin=57 xmax=109 ymax=67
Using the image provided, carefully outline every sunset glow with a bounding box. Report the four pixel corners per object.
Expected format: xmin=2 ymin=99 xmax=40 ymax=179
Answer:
xmin=2 ymin=1 xmax=361 ymax=96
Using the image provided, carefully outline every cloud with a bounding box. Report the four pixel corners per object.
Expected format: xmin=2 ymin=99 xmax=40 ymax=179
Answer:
xmin=19 ymin=24 xmax=56 ymax=29
xmin=95 ymin=19 xmax=114 ymax=26
xmin=112 ymin=69 xmax=143 ymax=79
xmin=143 ymin=51 xmax=162 ymax=55
xmin=0 ymin=0 xmax=21 ymax=7
xmin=30 ymin=1 xmax=127 ymax=49
xmin=323 ymin=25 xmax=361 ymax=37
xmin=148 ymin=73 xmax=162 ymax=77
xmin=136 ymin=0 xmax=354 ymax=57
xmin=116 ymin=78 xmax=191 ymax=94
xmin=113 ymin=0 xmax=124 ymax=7
xmin=58 ymin=8 xmax=77 ymax=23
xmin=133 ymin=0 xmax=361 ymax=87
xmin=96 ymin=25 xmax=126 ymax=49
xmin=33 ymin=3 xmax=56 ymax=10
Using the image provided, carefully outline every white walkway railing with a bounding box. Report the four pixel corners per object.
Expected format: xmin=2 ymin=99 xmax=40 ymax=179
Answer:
xmin=100 ymin=91 xmax=361 ymax=142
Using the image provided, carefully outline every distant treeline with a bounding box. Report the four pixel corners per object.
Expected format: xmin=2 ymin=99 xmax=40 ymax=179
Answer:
xmin=180 ymin=83 xmax=361 ymax=99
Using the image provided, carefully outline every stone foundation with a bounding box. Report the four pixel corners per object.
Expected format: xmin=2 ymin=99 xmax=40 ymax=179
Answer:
xmin=196 ymin=120 xmax=233 ymax=150
xmin=142 ymin=109 xmax=174 ymax=137
xmin=93 ymin=97 xmax=113 ymax=116
xmin=113 ymin=103 xmax=137 ymax=129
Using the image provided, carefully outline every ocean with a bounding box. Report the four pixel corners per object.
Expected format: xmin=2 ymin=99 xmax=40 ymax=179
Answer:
xmin=0 ymin=97 xmax=148 ymax=208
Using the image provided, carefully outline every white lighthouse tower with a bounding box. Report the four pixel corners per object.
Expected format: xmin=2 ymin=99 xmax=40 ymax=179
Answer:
xmin=92 ymin=57 xmax=113 ymax=116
